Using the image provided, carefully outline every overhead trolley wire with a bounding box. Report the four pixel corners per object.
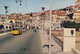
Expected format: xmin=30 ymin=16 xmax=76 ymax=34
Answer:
xmin=15 ymin=0 xmax=31 ymax=13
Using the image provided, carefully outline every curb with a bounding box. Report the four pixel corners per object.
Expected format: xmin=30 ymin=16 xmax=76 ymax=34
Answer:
xmin=72 ymin=48 xmax=80 ymax=54
xmin=0 ymin=32 xmax=11 ymax=36
xmin=39 ymin=30 xmax=49 ymax=53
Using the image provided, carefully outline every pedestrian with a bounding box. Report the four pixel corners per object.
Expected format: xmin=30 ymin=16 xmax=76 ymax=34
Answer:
xmin=47 ymin=31 xmax=49 ymax=35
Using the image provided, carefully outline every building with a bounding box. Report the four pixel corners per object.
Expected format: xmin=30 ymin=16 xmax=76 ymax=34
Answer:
xmin=75 ymin=0 xmax=80 ymax=5
xmin=73 ymin=12 xmax=80 ymax=23
xmin=73 ymin=0 xmax=80 ymax=23
xmin=9 ymin=18 xmax=25 ymax=29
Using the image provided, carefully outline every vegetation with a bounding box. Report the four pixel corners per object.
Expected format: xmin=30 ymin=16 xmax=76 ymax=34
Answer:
xmin=0 ymin=25 xmax=4 ymax=29
xmin=61 ymin=21 xmax=80 ymax=31
xmin=67 ymin=13 xmax=73 ymax=19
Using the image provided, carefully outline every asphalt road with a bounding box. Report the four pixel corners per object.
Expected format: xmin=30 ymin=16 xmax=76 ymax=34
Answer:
xmin=0 ymin=30 xmax=43 ymax=54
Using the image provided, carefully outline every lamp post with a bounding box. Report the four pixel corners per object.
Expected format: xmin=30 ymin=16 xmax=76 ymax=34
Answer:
xmin=49 ymin=0 xmax=52 ymax=54
xmin=42 ymin=7 xmax=45 ymax=11
xmin=41 ymin=7 xmax=45 ymax=30
xmin=4 ymin=6 xmax=8 ymax=33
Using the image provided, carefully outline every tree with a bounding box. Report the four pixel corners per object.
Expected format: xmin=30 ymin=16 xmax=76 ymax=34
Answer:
xmin=67 ymin=13 xmax=73 ymax=19
xmin=62 ymin=21 xmax=80 ymax=31
xmin=0 ymin=25 xmax=4 ymax=29
xmin=63 ymin=8 xmax=67 ymax=11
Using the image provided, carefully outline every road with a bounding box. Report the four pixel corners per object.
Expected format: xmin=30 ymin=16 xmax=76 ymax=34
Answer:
xmin=0 ymin=30 xmax=43 ymax=54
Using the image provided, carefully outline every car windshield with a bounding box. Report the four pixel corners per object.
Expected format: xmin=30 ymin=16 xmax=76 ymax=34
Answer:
xmin=12 ymin=28 xmax=19 ymax=30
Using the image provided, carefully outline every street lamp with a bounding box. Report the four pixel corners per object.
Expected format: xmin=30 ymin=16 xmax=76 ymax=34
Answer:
xmin=49 ymin=0 xmax=52 ymax=54
xmin=4 ymin=6 xmax=8 ymax=33
xmin=41 ymin=7 xmax=45 ymax=30
xmin=4 ymin=6 xmax=8 ymax=14
xmin=42 ymin=7 xmax=45 ymax=11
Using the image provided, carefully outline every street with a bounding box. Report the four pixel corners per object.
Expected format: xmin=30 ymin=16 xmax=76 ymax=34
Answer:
xmin=0 ymin=30 xmax=43 ymax=54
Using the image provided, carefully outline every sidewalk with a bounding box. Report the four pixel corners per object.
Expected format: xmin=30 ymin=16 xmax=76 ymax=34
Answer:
xmin=0 ymin=32 xmax=11 ymax=36
xmin=39 ymin=29 xmax=74 ymax=54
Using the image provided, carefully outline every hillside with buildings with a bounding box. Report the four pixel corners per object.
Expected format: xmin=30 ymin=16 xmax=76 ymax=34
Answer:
xmin=0 ymin=0 xmax=80 ymax=30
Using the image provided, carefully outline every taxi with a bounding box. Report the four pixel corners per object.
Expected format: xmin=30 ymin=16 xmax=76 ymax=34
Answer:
xmin=12 ymin=27 xmax=22 ymax=35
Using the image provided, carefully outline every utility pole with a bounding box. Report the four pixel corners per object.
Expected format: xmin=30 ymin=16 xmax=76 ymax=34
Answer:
xmin=41 ymin=7 xmax=45 ymax=30
xmin=4 ymin=6 xmax=8 ymax=33
xmin=49 ymin=0 xmax=52 ymax=54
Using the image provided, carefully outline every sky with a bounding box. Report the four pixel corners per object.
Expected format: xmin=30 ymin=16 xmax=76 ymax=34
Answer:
xmin=0 ymin=0 xmax=76 ymax=14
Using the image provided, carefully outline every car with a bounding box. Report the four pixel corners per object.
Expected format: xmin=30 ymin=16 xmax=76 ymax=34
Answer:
xmin=33 ymin=29 xmax=37 ymax=32
xmin=12 ymin=27 xmax=22 ymax=35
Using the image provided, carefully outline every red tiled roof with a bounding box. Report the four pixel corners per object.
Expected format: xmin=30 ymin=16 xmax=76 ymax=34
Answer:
xmin=75 ymin=4 xmax=80 ymax=7
xmin=27 ymin=18 xmax=32 ymax=21
xmin=52 ymin=11 xmax=56 ymax=14
xmin=32 ymin=12 xmax=38 ymax=14
xmin=57 ymin=13 xmax=66 ymax=16
xmin=44 ymin=9 xmax=67 ymax=16
xmin=55 ymin=10 xmax=66 ymax=16
xmin=77 ymin=0 xmax=80 ymax=2
xmin=10 ymin=18 xmax=22 ymax=20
